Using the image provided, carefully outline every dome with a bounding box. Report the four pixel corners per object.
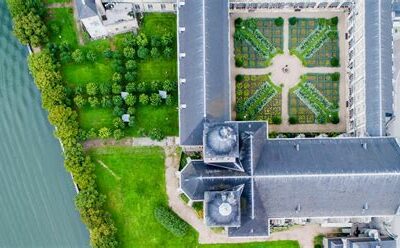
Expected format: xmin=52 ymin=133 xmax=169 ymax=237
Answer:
xmin=206 ymin=125 xmax=237 ymax=154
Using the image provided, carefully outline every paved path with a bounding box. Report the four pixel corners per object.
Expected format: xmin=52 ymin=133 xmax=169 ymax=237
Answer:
xmin=46 ymin=2 xmax=73 ymax=8
xmin=230 ymin=11 xmax=348 ymax=133
xmin=83 ymin=137 xmax=177 ymax=150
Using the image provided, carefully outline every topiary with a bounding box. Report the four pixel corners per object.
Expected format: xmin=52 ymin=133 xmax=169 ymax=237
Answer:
xmin=235 ymin=57 xmax=244 ymax=67
xmin=330 ymin=112 xmax=340 ymax=124
xmin=154 ymin=206 xmax=189 ymax=237
xmin=289 ymin=116 xmax=298 ymax=124
xmin=234 ymin=17 xmax=243 ymax=27
xmin=271 ymin=116 xmax=282 ymax=125
xmin=331 ymin=72 xmax=340 ymax=81
xmin=330 ymin=57 xmax=339 ymax=67
xmin=274 ymin=17 xmax=284 ymax=27
xmin=289 ymin=17 xmax=297 ymax=26
xmin=235 ymin=74 xmax=244 ymax=83
xmin=330 ymin=16 xmax=338 ymax=26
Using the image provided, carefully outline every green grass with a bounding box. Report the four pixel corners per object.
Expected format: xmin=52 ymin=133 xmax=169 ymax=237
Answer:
xmin=140 ymin=13 xmax=177 ymax=37
xmin=126 ymin=105 xmax=178 ymax=136
xmin=62 ymin=60 xmax=113 ymax=86
xmin=90 ymin=146 xmax=300 ymax=248
xmin=46 ymin=8 xmax=77 ymax=47
xmin=79 ymin=107 xmax=115 ymax=130
xmin=137 ymin=58 xmax=177 ymax=82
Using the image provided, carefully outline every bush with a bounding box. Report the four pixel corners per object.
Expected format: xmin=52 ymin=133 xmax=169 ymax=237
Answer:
xmin=330 ymin=112 xmax=340 ymax=124
xmin=86 ymin=50 xmax=96 ymax=62
xmin=235 ymin=74 xmax=244 ymax=83
xmin=113 ymin=129 xmax=124 ymax=140
xmin=127 ymin=107 xmax=136 ymax=115
xmin=163 ymin=47 xmax=173 ymax=58
xmin=72 ymin=49 xmax=85 ymax=63
xmin=125 ymin=60 xmax=137 ymax=71
xmin=113 ymin=117 xmax=124 ymax=129
xmin=163 ymin=80 xmax=176 ymax=92
xmin=289 ymin=17 xmax=297 ymax=25
xmin=88 ymin=97 xmax=100 ymax=108
xmin=150 ymin=93 xmax=162 ymax=106
xmin=13 ymin=11 xmax=48 ymax=47
xmin=99 ymin=83 xmax=111 ymax=96
xmin=112 ymin=72 xmax=122 ymax=84
xmin=149 ymin=128 xmax=165 ymax=141
xmin=150 ymin=47 xmax=160 ymax=58
xmin=86 ymin=82 xmax=98 ymax=96
xmin=101 ymin=96 xmax=113 ymax=108
xmin=103 ymin=49 xmax=113 ymax=59
xmin=271 ymin=116 xmax=282 ymax=125
xmin=235 ymin=57 xmax=244 ymax=67
xmin=235 ymin=18 xmax=243 ymax=27
xmin=328 ymin=31 xmax=338 ymax=40
xmin=98 ymin=127 xmax=111 ymax=139
xmin=125 ymin=71 xmax=137 ymax=82
xmin=113 ymin=106 xmax=124 ymax=116
xmin=330 ymin=16 xmax=338 ymax=26
xmin=125 ymin=82 xmax=136 ymax=93
xmin=274 ymin=17 xmax=284 ymax=27
xmin=331 ymin=72 xmax=340 ymax=81
xmin=289 ymin=116 xmax=298 ymax=124
xmin=123 ymin=47 xmax=135 ymax=59
xmin=330 ymin=57 xmax=339 ymax=67
xmin=125 ymin=94 xmax=136 ymax=106
xmin=154 ymin=206 xmax=189 ymax=237
xmin=139 ymin=94 xmax=149 ymax=105
xmin=112 ymin=83 xmax=122 ymax=94
xmin=137 ymin=47 xmax=149 ymax=59
xmin=112 ymin=96 xmax=123 ymax=107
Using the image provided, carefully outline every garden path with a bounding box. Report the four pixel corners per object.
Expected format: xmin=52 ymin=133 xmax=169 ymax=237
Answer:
xmin=46 ymin=2 xmax=73 ymax=8
xmin=230 ymin=11 xmax=348 ymax=133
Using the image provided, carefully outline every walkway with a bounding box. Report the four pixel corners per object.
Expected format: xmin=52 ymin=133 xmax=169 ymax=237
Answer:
xmin=230 ymin=11 xmax=348 ymax=133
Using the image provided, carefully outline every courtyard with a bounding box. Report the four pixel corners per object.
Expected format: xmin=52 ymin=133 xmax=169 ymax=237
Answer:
xmin=231 ymin=11 xmax=348 ymax=133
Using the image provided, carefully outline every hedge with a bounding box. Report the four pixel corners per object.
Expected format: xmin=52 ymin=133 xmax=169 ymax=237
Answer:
xmin=154 ymin=206 xmax=189 ymax=237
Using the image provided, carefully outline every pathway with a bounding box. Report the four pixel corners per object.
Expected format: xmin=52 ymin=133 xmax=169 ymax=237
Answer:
xmin=46 ymin=2 xmax=73 ymax=8
xmin=229 ymin=12 xmax=348 ymax=133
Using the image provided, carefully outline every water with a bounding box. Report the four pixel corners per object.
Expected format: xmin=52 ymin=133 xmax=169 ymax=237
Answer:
xmin=0 ymin=1 xmax=89 ymax=247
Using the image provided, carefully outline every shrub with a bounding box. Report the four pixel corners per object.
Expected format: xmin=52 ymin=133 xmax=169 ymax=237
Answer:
xmin=139 ymin=94 xmax=149 ymax=105
xmin=274 ymin=17 xmax=284 ymax=27
xmin=137 ymin=47 xmax=149 ymax=59
xmin=271 ymin=116 xmax=282 ymax=125
xmin=138 ymin=128 xmax=147 ymax=137
xmin=99 ymin=83 xmax=111 ymax=96
xmin=330 ymin=16 xmax=339 ymax=26
xmin=137 ymin=82 xmax=147 ymax=93
xmin=125 ymin=71 xmax=137 ymax=82
xmin=98 ymin=127 xmax=111 ymax=139
xmin=150 ymin=93 xmax=162 ymax=106
xmin=150 ymin=47 xmax=160 ymax=58
xmin=72 ymin=49 xmax=85 ymax=63
xmin=235 ymin=74 xmax=244 ymax=83
xmin=234 ymin=18 xmax=243 ymax=27
xmin=330 ymin=112 xmax=340 ymax=124
xmin=289 ymin=17 xmax=297 ymax=25
xmin=88 ymin=97 xmax=100 ymax=108
xmin=166 ymin=95 xmax=174 ymax=106
xmin=125 ymin=60 xmax=137 ymax=71
xmin=113 ymin=117 xmax=124 ymax=129
xmin=123 ymin=47 xmax=135 ymax=59
xmin=136 ymin=33 xmax=148 ymax=47
xmin=125 ymin=94 xmax=136 ymax=106
xmin=154 ymin=206 xmax=189 ymax=237
xmin=86 ymin=82 xmax=98 ymax=96
xmin=318 ymin=18 xmax=327 ymax=26
xmin=86 ymin=50 xmax=96 ymax=62
xmin=161 ymin=33 xmax=173 ymax=47
xmin=103 ymin=49 xmax=113 ymax=59
xmin=101 ymin=96 xmax=113 ymax=108
xmin=289 ymin=116 xmax=298 ymax=124
xmin=113 ymin=106 xmax=124 ymax=116
xmin=151 ymin=36 xmax=161 ymax=47
xmin=127 ymin=107 xmax=136 ymax=115
xmin=328 ymin=30 xmax=338 ymax=40
xmin=235 ymin=57 xmax=244 ymax=67
xmin=74 ymin=95 xmax=86 ymax=108
xmin=163 ymin=80 xmax=176 ymax=92
xmin=113 ymin=129 xmax=124 ymax=140
xmin=75 ymin=85 xmax=85 ymax=95
xmin=149 ymin=128 xmax=165 ymax=141
xmin=128 ymin=115 xmax=135 ymax=127
xmin=330 ymin=57 xmax=339 ymax=67
xmin=163 ymin=47 xmax=173 ymax=58
xmin=112 ymin=72 xmax=122 ymax=83
xmin=331 ymin=72 xmax=340 ymax=81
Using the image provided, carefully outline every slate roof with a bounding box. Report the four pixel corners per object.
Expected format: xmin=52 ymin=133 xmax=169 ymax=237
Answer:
xmin=326 ymin=237 xmax=397 ymax=248
xmin=178 ymin=0 xmax=230 ymax=146
xmin=364 ymin=0 xmax=394 ymax=136
xmin=76 ymin=0 xmax=98 ymax=19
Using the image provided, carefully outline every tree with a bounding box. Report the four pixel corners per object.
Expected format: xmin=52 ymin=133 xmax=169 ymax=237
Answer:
xmin=151 ymin=36 xmax=161 ymax=47
xmin=124 ymin=71 xmax=137 ymax=82
xmin=289 ymin=116 xmax=299 ymax=124
xmin=150 ymin=93 xmax=162 ymax=106
xmin=125 ymin=94 xmax=136 ymax=106
xmin=127 ymin=107 xmax=136 ymax=115
xmin=166 ymin=95 xmax=174 ymax=106
xmin=113 ymin=129 xmax=124 ymax=140
xmin=136 ymin=82 xmax=147 ymax=93
xmin=112 ymin=83 xmax=122 ymax=94
xmin=99 ymin=83 xmax=111 ymax=96
xmin=136 ymin=33 xmax=148 ymax=47
xmin=137 ymin=47 xmax=149 ymax=59
xmin=128 ymin=115 xmax=135 ymax=127
xmin=163 ymin=80 xmax=176 ymax=92
xmin=112 ymin=96 xmax=123 ymax=107
xmin=113 ymin=106 xmax=124 ymax=116
xmin=86 ymin=50 xmax=96 ymax=62
xmin=72 ymin=49 xmax=85 ymax=63
xmin=98 ymin=127 xmax=111 ymax=139
xmin=86 ymin=83 xmax=98 ymax=96
xmin=88 ymin=97 xmax=100 ymax=107
xmin=139 ymin=94 xmax=149 ymax=105
xmin=274 ymin=17 xmax=284 ymax=27
xmin=113 ymin=117 xmax=124 ymax=129
xmin=150 ymin=47 xmax=160 ymax=58
xmin=163 ymin=47 xmax=173 ymax=58
xmin=150 ymin=81 xmax=159 ymax=91
xmin=289 ymin=17 xmax=297 ymax=25
xmin=112 ymin=72 xmax=122 ymax=83
xmin=103 ymin=49 xmax=113 ymax=59
xmin=125 ymin=60 xmax=137 ymax=71
xmin=13 ymin=11 xmax=47 ymax=47
xmin=74 ymin=95 xmax=87 ymax=108
xmin=101 ymin=96 xmax=113 ymax=108
xmin=161 ymin=33 xmax=173 ymax=47
xmin=123 ymin=33 xmax=136 ymax=47
xmin=330 ymin=57 xmax=339 ymax=67
xmin=125 ymin=82 xmax=136 ymax=93
xmin=123 ymin=47 xmax=135 ymax=59
xmin=148 ymin=128 xmax=165 ymax=141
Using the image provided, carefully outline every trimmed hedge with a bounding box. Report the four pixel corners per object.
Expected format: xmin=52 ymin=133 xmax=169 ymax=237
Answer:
xmin=154 ymin=206 xmax=189 ymax=237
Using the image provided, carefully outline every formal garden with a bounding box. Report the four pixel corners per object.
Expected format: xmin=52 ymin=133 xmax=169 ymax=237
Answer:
xmin=289 ymin=73 xmax=340 ymax=124
xmin=234 ymin=17 xmax=284 ymax=68
xmin=236 ymin=74 xmax=282 ymax=123
xmin=289 ymin=17 xmax=340 ymax=67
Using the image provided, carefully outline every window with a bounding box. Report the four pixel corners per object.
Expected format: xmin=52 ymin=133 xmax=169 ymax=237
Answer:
xmin=135 ymin=4 xmax=140 ymax=10
xmin=161 ymin=4 xmax=166 ymax=10
xmin=148 ymin=4 xmax=153 ymax=10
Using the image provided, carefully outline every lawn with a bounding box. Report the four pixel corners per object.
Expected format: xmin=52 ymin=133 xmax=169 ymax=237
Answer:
xmin=137 ymin=58 xmax=177 ymax=82
xmin=79 ymin=107 xmax=115 ymax=130
xmin=140 ymin=13 xmax=177 ymax=37
xmin=46 ymin=7 xmax=77 ymax=48
xmin=62 ymin=60 xmax=113 ymax=86
xmin=90 ymin=146 xmax=300 ymax=248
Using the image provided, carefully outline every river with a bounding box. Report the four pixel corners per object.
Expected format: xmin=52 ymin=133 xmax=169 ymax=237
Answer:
xmin=0 ymin=1 xmax=89 ymax=247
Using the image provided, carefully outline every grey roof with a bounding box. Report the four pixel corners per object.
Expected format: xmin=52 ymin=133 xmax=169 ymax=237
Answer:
xmin=178 ymin=0 xmax=230 ymax=146
xmin=327 ymin=239 xmax=344 ymax=248
xmin=364 ymin=0 xmax=394 ymax=136
xmin=347 ymin=237 xmax=396 ymax=248
xmin=180 ymin=122 xmax=400 ymax=236
xmin=76 ymin=0 xmax=98 ymax=19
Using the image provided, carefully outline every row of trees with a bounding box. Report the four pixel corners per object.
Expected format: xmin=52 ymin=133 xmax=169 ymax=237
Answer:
xmin=28 ymin=51 xmax=118 ymax=248
xmin=7 ymin=0 xmax=48 ymax=47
